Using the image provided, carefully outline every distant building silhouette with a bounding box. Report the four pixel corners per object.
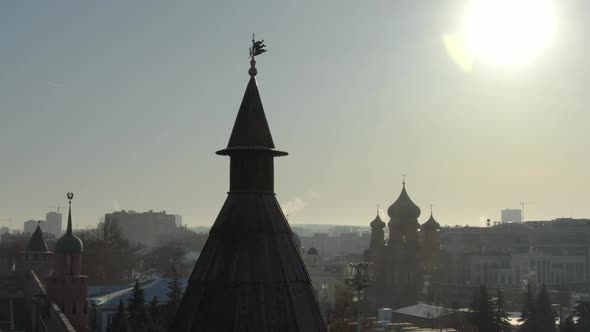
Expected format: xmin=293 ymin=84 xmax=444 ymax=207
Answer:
xmin=45 ymin=211 xmax=63 ymax=237
xmin=105 ymin=210 xmax=177 ymax=246
xmin=171 ymin=47 xmax=326 ymax=331
xmin=24 ymin=219 xmax=44 ymax=234
xmin=501 ymin=208 xmax=522 ymax=223
xmin=441 ymin=219 xmax=590 ymax=289
xmin=173 ymin=214 xmax=183 ymax=227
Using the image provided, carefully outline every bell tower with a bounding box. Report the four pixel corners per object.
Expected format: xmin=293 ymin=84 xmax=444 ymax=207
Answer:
xmin=46 ymin=193 xmax=88 ymax=332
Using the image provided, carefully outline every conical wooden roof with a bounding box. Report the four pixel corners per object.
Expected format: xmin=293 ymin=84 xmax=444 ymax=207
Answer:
xmin=26 ymin=223 xmax=49 ymax=252
xmin=172 ymin=61 xmax=326 ymax=332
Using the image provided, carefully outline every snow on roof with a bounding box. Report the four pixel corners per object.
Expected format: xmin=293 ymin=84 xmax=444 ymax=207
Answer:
xmin=393 ymin=304 xmax=456 ymax=319
xmin=89 ymin=277 xmax=188 ymax=309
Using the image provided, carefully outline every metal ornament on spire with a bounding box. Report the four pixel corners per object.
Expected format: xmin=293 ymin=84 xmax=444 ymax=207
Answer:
xmin=66 ymin=192 xmax=74 ymax=234
xmin=249 ymin=34 xmax=267 ymax=76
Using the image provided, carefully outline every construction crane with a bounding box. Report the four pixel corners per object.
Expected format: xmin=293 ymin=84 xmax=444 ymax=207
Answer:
xmin=42 ymin=206 xmax=68 ymax=214
xmin=520 ymin=202 xmax=535 ymax=223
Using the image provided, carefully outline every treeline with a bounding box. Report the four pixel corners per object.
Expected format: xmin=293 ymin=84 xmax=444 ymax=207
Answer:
xmin=108 ymin=267 xmax=183 ymax=332
xmin=77 ymin=221 xmax=140 ymax=284
xmin=471 ymin=283 xmax=590 ymax=332
xmin=76 ymin=221 xmax=208 ymax=284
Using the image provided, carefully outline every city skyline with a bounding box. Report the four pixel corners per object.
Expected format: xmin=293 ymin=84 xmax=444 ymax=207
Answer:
xmin=1 ymin=0 xmax=589 ymax=228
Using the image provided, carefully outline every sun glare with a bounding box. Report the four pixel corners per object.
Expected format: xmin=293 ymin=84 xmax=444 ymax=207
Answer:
xmin=463 ymin=0 xmax=555 ymax=66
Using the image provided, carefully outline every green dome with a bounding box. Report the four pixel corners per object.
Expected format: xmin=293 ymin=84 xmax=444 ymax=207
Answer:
xmin=55 ymin=233 xmax=83 ymax=253
xmin=57 ymin=193 xmax=83 ymax=253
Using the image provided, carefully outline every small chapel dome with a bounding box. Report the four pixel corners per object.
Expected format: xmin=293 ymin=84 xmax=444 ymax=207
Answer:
xmin=307 ymin=247 xmax=319 ymax=255
xmin=370 ymin=213 xmax=386 ymax=229
xmin=423 ymin=213 xmax=441 ymax=231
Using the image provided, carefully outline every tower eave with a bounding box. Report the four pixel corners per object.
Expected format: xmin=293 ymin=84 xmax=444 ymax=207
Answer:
xmin=216 ymin=147 xmax=288 ymax=157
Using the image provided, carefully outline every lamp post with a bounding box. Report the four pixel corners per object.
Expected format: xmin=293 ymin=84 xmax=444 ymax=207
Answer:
xmin=346 ymin=262 xmax=371 ymax=332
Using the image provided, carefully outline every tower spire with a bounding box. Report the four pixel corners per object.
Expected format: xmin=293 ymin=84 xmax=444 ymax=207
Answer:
xmin=172 ymin=38 xmax=326 ymax=331
xmin=66 ymin=192 xmax=74 ymax=235
xmin=402 ymin=173 xmax=406 ymax=187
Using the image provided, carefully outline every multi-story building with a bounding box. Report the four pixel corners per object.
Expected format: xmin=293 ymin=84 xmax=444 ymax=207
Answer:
xmin=45 ymin=211 xmax=63 ymax=237
xmin=501 ymin=208 xmax=522 ymax=223
xmin=24 ymin=219 xmax=44 ymax=234
xmin=300 ymin=231 xmax=370 ymax=259
xmin=104 ymin=210 xmax=177 ymax=246
xmin=440 ymin=219 xmax=590 ymax=290
xmin=173 ymin=214 xmax=183 ymax=227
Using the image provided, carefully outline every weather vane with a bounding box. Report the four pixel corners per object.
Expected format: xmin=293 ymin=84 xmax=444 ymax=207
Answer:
xmin=248 ymin=34 xmax=267 ymax=76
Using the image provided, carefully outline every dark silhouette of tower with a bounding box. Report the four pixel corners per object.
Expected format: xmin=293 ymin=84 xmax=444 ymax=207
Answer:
xmin=366 ymin=210 xmax=385 ymax=261
xmin=171 ymin=43 xmax=326 ymax=331
xmin=387 ymin=180 xmax=422 ymax=307
xmin=21 ymin=222 xmax=53 ymax=278
xmin=422 ymin=208 xmax=441 ymax=252
xmin=46 ymin=193 xmax=88 ymax=332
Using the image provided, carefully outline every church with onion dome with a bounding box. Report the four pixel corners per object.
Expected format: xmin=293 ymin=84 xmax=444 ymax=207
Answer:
xmin=365 ymin=180 xmax=449 ymax=309
xmin=0 ymin=193 xmax=89 ymax=331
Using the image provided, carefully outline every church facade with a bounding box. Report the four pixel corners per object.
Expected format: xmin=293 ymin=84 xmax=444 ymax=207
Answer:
xmin=365 ymin=182 xmax=449 ymax=309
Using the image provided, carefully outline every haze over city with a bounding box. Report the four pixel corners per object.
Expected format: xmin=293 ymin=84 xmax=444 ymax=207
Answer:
xmin=1 ymin=0 xmax=588 ymax=228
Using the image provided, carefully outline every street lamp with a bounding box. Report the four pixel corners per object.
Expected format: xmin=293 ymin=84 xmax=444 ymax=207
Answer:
xmin=346 ymin=262 xmax=371 ymax=332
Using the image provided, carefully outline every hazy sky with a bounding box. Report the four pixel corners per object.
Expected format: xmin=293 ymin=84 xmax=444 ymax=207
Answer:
xmin=1 ymin=0 xmax=588 ymax=229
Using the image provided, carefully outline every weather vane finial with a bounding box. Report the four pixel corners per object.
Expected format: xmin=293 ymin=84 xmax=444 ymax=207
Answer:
xmin=402 ymin=174 xmax=406 ymax=186
xmin=249 ymin=34 xmax=267 ymax=77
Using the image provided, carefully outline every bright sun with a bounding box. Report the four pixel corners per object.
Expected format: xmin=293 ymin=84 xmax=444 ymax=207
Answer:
xmin=463 ymin=0 xmax=556 ymax=66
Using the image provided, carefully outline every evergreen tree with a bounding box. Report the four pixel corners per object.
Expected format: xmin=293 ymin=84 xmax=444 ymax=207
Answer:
xmin=574 ymin=301 xmax=590 ymax=332
xmin=109 ymin=299 xmax=128 ymax=332
xmin=165 ymin=266 xmax=183 ymax=324
xmin=147 ymin=296 xmax=164 ymax=332
xmin=493 ymin=288 xmax=511 ymax=332
xmin=519 ymin=283 xmax=536 ymax=332
xmin=473 ymin=284 xmax=495 ymax=332
xmin=535 ymin=284 xmax=556 ymax=332
xmin=128 ymin=280 xmax=148 ymax=331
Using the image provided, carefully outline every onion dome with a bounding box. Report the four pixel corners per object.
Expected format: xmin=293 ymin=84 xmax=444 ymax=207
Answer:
xmin=423 ymin=213 xmax=440 ymax=231
xmin=55 ymin=192 xmax=83 ymax=254
xmin=370 ymin=212 xmax=385 ymax=229
xmin=387 ymin=181 xmax=421 ymax=221
xmin=26 ymin=222 xmax=49 ymax=252
xmin=307 ymin=247 xmax=319 ymax=255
